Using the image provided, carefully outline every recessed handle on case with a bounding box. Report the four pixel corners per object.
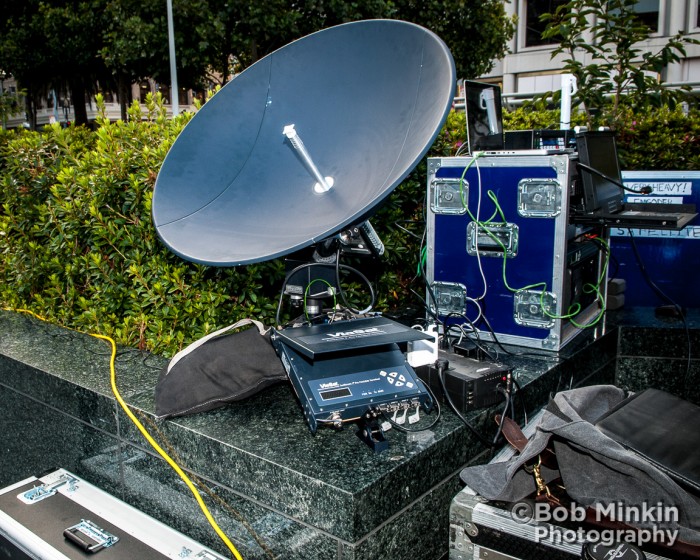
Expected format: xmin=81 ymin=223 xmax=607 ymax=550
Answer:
xmin=64 ymin=519 xmax=119 ymax=553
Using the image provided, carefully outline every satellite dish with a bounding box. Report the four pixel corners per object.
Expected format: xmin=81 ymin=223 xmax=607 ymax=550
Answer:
xmin=152 ymin=19 xmax=456 ymax=266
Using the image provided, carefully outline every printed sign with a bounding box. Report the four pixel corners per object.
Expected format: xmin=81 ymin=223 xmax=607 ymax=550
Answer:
xmin=624 ymin=181 xmax=692 ymax=195
xmin=610 ymin=226 xmax=700 ymax=239
xmin=627 ymin=196 xmax=683 ymax=205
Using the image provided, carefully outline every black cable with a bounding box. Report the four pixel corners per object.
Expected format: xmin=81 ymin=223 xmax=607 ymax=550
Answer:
xmin=511 ymin=377 xmax=528 ymax=425
xmin=275 ymin=261 xmax=319 ymax=327
xmin=436 ymin=360 xmax=495 ymax=448
xmin=381 ymin=377 xmax=441 ymax=433
xmin=393 ymin=219 xmax=423 ymax=240
xmin=509 ymin=386 xmax=515 ymax=420
xmin=590 ymin=234 xmax=619 ymax=280
xmin=447 ymin=315 xmax=498 ymax=362
xmin=458 ymin=331 xmax=497 ymax=362
xmin=478 ymin=314 xmax=515 ymax=356
xmin=588 ymin=234 xmax=610 ymax=256
xmin=418 ymin=246 xmax=442 ymax=320
xmin=478 ymin=313 xmax=564 ymax=364
xmin=412 ymin=223 xmax=450 ymax=335
xmin=274 ymin=259 xmax=375 ymax=327
xmin=492 ymin=386 xmax=511 ymax=449
xmin=552 ymin=368 xmax=575 ymax=397
xmin=627 ymin=229 xmax=692 ymax=387
xmin=627 ymin=229 xmax=681 ymax=309
xmin=576 ymin=162 xmax=653 ymax=194
xmin=409 ymin=288 xmax=444 ymax=333
xmin=333 ymin=249 xmax=376 ymax=314
xmin=398 ymin=207 xmax=449 ymax=341
xmin=412 ymin=233 xmax=450 ymax=346
xmin=608 ymin=250 xmax=620 ymax=281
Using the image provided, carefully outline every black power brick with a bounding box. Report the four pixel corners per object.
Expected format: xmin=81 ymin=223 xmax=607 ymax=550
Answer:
xmin=452 ymin=339 xmax=489 ymax=361
xmin=416 ymin=353 xmax=511 ymax=412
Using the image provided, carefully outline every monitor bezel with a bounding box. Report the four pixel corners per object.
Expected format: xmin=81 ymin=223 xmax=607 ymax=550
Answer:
xmin=575 ymin=130 xmax=624 ymax=215
xmin=463 ymin=80 xmax=504 ymax=153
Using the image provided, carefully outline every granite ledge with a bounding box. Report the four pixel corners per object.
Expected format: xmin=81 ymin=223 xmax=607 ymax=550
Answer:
xmin=1 ymin=307 xmax=698 ymax=556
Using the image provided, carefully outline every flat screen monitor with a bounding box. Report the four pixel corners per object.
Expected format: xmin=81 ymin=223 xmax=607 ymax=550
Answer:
xmin=575 ymin=131 xmax=624 ymax=214
xmin=464 ymin=80 xmax=504 ymax=153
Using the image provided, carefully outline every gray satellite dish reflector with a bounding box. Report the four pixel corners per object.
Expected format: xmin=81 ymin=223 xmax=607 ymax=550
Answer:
xmin=152 ymin=19 xmax=456 ymax=266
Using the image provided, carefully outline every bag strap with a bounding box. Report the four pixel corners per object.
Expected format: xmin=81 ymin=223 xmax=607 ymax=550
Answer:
xmin=496 ymin=414 xmax=563 ymax=504
xmin=498 ymin=415 xmax=529 ymax=453
xmin=166 ymin=318 xmax=269 ymax=374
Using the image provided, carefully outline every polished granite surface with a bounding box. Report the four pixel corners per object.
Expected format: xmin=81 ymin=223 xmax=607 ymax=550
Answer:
xmin=610 ymin=307 xmax=700 ymax=404
xmin=0 ymin=308 xmax=697 ymax=559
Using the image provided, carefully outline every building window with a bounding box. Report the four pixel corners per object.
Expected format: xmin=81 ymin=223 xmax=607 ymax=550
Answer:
xmin=625 ymin=0 xmax=660 ymax=33
xmin=525 ymin=0 xmax=568 ymax=47
xmin=696 ymin=0 xmax=700 ymax=29
xmin=516 ymin=73 xmax=561 ymax=94
xmin=684 ymin=57 xmax=700 ymax=82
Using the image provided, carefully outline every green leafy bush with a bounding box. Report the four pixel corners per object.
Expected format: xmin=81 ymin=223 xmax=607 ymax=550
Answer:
xmin=0 ymin=95 xmax=284 ymax=355
xmin=1 ymin=99 xmax=697 ymax=356
xmin=371 ymin=111 xmax=467 ymax=310
xmin=504 ymin=104 xmax=700 ymax=171
xmin=503 ymin=104 xmax=586 ymax=131
xmin=614 ymin=105 xmax=700 ymax=170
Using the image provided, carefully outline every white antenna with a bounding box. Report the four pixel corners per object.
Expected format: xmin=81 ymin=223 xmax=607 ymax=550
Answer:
xmin=560 ymin=74 xmax=577 ymax=129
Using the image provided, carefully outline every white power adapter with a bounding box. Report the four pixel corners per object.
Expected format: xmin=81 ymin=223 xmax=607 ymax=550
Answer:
xmin=407 ymin=324 xmax=439 ymax=368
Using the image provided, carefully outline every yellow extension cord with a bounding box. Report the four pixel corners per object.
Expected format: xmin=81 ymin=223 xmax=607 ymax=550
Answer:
xmin=3 ymin=308 xmax=244 ymax=560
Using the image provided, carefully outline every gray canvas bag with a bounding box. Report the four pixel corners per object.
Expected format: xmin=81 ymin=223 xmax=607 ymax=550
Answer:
xmin=460 ymin=385 xmax=700 ymax=547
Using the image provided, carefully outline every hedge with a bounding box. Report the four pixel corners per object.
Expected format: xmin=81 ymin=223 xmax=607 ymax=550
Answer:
xmin=1 ymin=97 xmax=698 ymax=356
xmin=1 ymin=96 xmax=285 ymax=355
xmin=504 ymin=104 xmax=700 ymax=170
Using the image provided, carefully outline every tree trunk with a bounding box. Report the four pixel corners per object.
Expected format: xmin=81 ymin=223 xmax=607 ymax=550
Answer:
xmin=70 ymin=79 xmax=88 ymax=126
xmin=24 ymin=88 xmax=37 ymax=130
xmin=118 ymin=74 xmax=131 ymax=121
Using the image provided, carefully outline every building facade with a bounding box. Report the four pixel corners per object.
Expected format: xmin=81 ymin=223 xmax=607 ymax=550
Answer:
xmin=479 ymin=0 xmax=700 ymax=106
xmin=0 ymin=79 xmax=201 ymax=130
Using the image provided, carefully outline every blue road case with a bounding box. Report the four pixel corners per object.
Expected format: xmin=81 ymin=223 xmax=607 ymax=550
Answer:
xmin=611 ymin=170 xmax=700 ymax=309
xmin=426 ymin=153 xmax=607 ymax=351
